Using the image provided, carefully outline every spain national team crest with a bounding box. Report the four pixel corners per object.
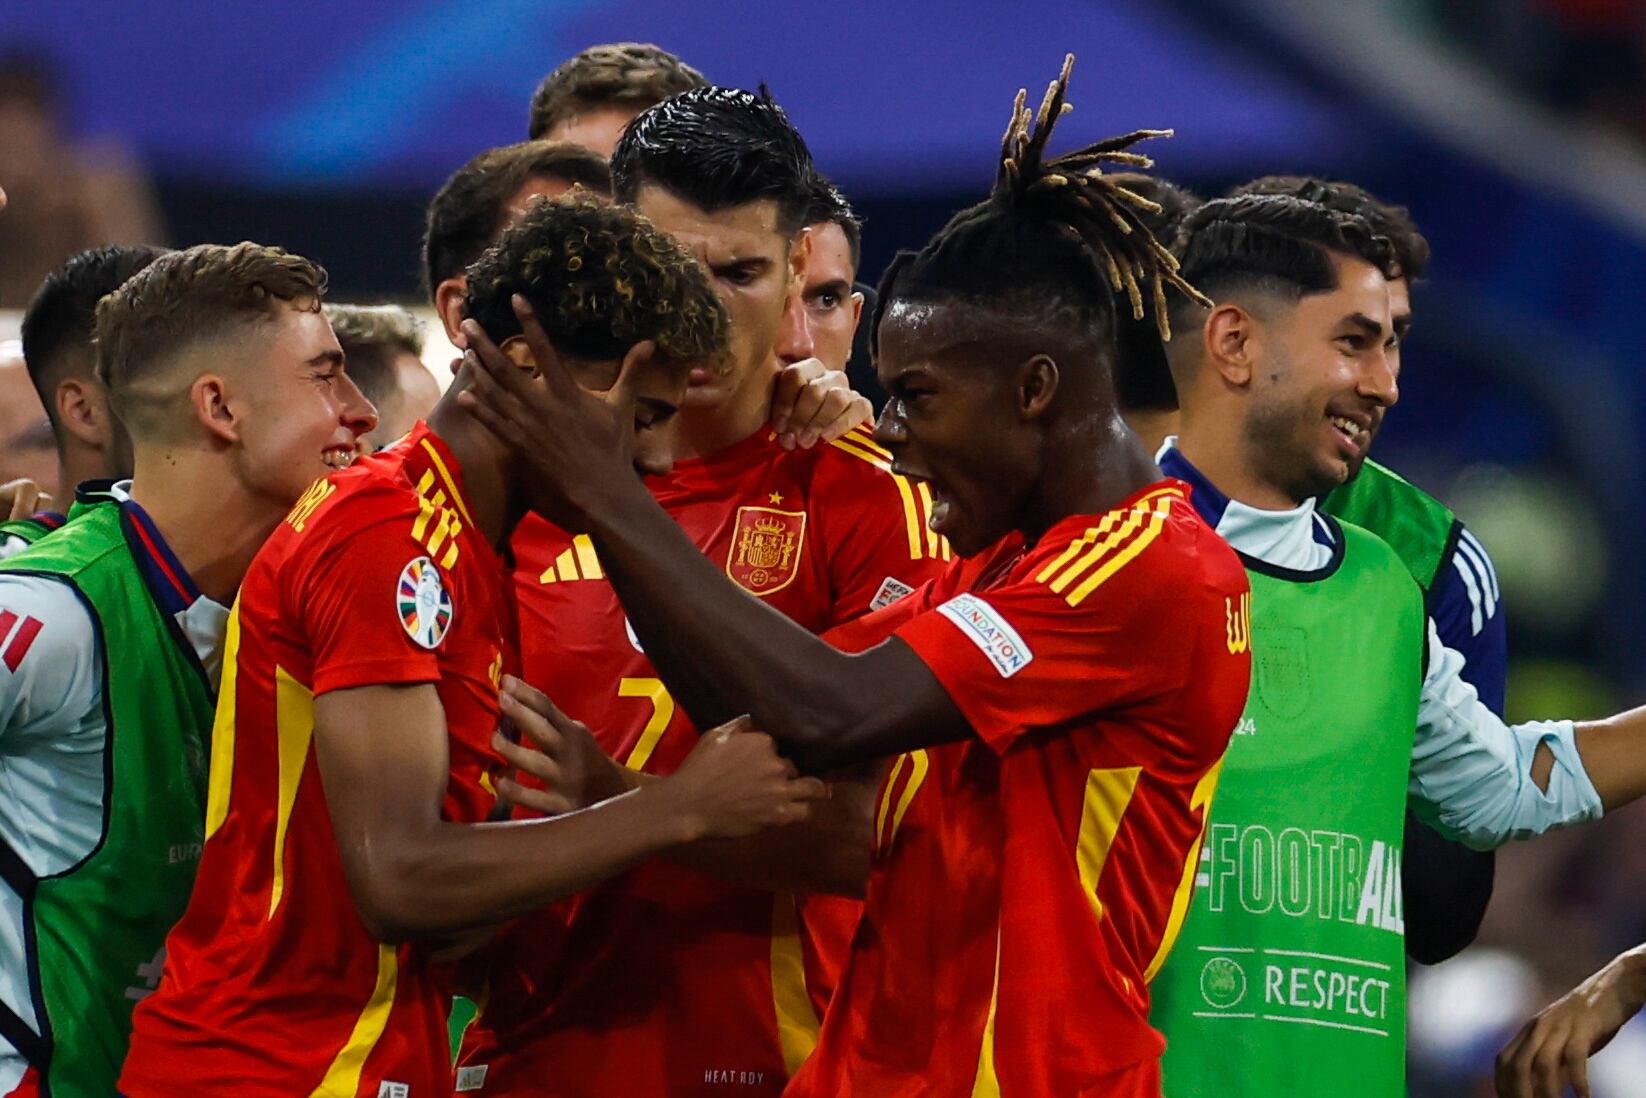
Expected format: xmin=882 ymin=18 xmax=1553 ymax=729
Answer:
xmin=726 ymin=506 xmax=806 ymax=597
xmin=397 ymin=556 xmax=453 ymax=649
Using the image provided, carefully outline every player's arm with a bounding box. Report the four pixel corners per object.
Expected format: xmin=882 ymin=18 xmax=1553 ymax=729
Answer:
xmin=458 ymin=306 xmax=969 ymax=772
xmin=314 ymin=683 xmax=827 ymax=943
xmin=1403 ymin=529 xmax=1506 ymax=964
xmin=1407 ymin=621 xmax=1646 ymax=849
xmin=491 ymin=678 xmax=876 ymax=897
xmin=1495 ymin=944 xmax=1646 ymax=1098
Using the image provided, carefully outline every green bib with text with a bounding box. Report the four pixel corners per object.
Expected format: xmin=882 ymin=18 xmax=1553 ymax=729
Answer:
xmin=1153 ymin=518 xmax=1424 ymax=1097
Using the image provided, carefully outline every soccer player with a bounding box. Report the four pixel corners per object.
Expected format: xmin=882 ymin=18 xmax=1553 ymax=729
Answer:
xmin=119 ymin=196 xmax=824 ymax=1097
xmin=800 ymin=176 xmax=865 ymax=376
xmin=1231 ymin=174 xmax=1503 ymax=965
xmin=526 ymin=42 xmax=706 ymax=156
xmin=424 ymin=140 xmax=613 ymax=345
xmin=459 ymin=57 xmax=1252 ymax=1096
xmin=0 ymin=241 xmax=378 ymax=1098
xmin=328 ymin=304 xmax=442 ymax=451
xmin=0 ymin=245 xmax=170 ymax=558
xmin=1146 ymin=194 xmax=1646 ymax=1097
xmin=455 ymin=87 xmax=940 ymax=1096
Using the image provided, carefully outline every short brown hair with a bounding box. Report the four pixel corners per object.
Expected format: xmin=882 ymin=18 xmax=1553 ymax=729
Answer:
xmin=527 ymin=43 xmax=706 ymax=140
xmin=328 ymin=303 xmax=426 ymax=414
xmin=96 ymin=242 xmax=327 ymax=438
xmin=423 ymin=140 xmax=612 ymax=295
xmin=465 ymin=193 xmax=727 ymax=371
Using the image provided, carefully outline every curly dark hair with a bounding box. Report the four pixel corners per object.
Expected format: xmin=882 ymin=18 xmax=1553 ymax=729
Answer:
xmin=1227 ymin=175 xmax=1429 ymax=281
xmin=465 ymin=193 xmax=728 ymax=370
xmin=528 ymin=43 xmax=706 ymax=140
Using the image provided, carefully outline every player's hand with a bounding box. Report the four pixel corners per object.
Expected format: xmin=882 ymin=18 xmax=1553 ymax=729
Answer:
xmin=769 ymin=358 xmax=871 ymax=450
xmin=1496 ymin=947 xmax=1646 ymax=1098
xmin=456 ymin=296 xmax=638 ymax=527
xmin=660 ymin=716 xmax=829 ymax=840
xmin=491 ymin=676 xmax=629 ymax=815
xmin=0 ymin=478 xmax=50 ymax=522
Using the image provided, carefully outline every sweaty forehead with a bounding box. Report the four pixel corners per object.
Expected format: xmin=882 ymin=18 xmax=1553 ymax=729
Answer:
xmin=876 ymin=298 xmax=1046 ymax=370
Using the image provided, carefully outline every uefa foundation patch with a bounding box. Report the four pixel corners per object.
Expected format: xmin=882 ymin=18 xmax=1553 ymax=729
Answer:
xmin=398 ymin=556 xmax=453 ymax=649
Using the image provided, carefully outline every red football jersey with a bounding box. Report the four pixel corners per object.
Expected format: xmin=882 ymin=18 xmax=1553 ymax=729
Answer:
xmin=456 ymin=425 xmax=948 ymax=1097
xmin=121 ymin=424 xmax=512 ymax=1097
xmin=786 ymin=481 xmax=1252 ymax=1098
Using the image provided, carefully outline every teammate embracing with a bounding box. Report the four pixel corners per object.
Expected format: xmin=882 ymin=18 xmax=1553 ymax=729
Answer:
xmin=458 ymin=57 xmax=1251 ymax=1096
xmin=119 ymin=197 xmax=823 ymax=1097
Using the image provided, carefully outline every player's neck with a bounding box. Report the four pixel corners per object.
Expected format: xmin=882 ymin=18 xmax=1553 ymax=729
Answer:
xmin=669 ymin=363 xmax=775 ymax=461
xmin=427 ymin=397 xmax=519 ymax=548
xmin=1174 ymin=409 xmax=1300 ymax=512
xmin=1021 ymin=415 xmax=1158 ymax=546
xmin=127 ymin=449 xmax=289 ymax=606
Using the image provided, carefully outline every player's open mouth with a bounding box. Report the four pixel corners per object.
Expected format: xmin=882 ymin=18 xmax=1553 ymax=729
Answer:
xmin=1327 ymin=413 xmax=1369 ymax=455
xmin=321 ymin=446 xmax=356 ymax=471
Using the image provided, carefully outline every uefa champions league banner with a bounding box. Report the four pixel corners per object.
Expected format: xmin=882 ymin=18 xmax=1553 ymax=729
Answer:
xmin=0 ymin=0 xmax=1351 ymax=188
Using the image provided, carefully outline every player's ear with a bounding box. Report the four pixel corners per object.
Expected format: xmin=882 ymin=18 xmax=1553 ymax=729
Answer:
xmin=54 ymin=376 xmax=111 ymax=449
xmin=1205 ymin=303 xmax=1256 ymax=387
xmin=191 ymin=374 xmax=242 ymax=444
xmin=435 ymin=278 xmax=469 ymax=346
xmin=1017 ymin=354 xmax=1060 ymax=421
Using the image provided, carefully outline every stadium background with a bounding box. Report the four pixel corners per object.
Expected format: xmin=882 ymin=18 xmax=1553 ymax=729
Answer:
xmin=2 ymin=0 xmax=1643 ymax=1092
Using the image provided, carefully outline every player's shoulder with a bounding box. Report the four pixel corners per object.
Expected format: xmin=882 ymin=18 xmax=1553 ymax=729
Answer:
xmin=1024 ymin=480 xmax=1239 ymax=608
xmin=816 ymin=426 xmax=905 ymax=485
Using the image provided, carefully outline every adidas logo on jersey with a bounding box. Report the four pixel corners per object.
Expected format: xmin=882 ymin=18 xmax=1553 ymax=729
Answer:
xmin=539 ymin=534 xmax=604 ymax=584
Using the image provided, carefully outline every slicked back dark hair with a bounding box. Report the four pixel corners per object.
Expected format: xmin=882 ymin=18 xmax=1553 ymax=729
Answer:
xmin=1228 ymin=175 xmax=1429 ymax=280
xmin=872 ymin=55 xmax=1206 ymax=385
xmin=1168 ymin=195 xmax=1397 ymax=336
xmin=21 ymin=243 xmax=171 ymax=432
xmin=422 ymin=140 xmax=612 ymax=296
xmin=803 ymin=176 xmax=863 ymax=271
xmin=611 ymin=86 xmax=817 ymax=235
xmin=1103 ymin=173 xmax=1203 ymax=413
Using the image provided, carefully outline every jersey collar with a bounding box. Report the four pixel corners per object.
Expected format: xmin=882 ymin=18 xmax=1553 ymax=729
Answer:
xmin=1156 ymin=439 xmax=1339 ymax=574
xmin=110 ymin=480 xmax=202 ymax=618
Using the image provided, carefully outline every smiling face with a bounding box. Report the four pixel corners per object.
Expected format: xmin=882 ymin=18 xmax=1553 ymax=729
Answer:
xmin=224 ymin=305 xmax=378 ymax=506
xmin=802 ymin=221 xmax=863 ymax=373
xmin=631 ymin=185 xmax=802 ymax=415
xmin=1341 ymin=275 xmax=1410 ymax=482
xmin=1240 ymin=252 xmax=1399 ymax=502
xmin=872 ymin=300 xmax=1045 ymax=557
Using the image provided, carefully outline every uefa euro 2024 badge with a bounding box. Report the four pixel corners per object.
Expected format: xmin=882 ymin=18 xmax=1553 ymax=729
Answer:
xmin=398 ymin=556 xmax=453 ymax=649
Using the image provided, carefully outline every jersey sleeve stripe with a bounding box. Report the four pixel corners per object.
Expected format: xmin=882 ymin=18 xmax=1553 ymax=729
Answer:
xmin=312 ymin=943 xmax=400 ymax=1096
xmin=203 ymin=604 xmax=243 ymax=840
xmin=419 ymin=438 xmax=477 ymax=528
xmin=268 ymin=667 xmax=316 ymax=919
xmin=843 ymin=426 xmax=892 ymax=459
xmin=1064 ymin=498 xmax=1173 ymax=606
xmin=1045 ymin=509 xmax=1148 ymax=594
xmin=768 ymin=892 xmax=823 ymax=1075
xmin=1034 ymin=513 xmax=1124 ymax=585
xmin=827 ymin=436 xmax=927 ymax=559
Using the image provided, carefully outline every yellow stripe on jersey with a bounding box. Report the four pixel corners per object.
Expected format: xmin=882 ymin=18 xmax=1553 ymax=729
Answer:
xmin=203 ymin=602 xmax=242 ymax=840
xmin=310 ymin=943 xmax=399 ymax=1097
xmin=1033 ymin=511 xmax=1123 ymax=585
xmin=886 ymin=749 xmax=930 ymax=851
xmin=826 ymin=435 xmax=950 ymax=563
xmin=269 ymin=666 xmax=316 ymax=918
xmin=842 ymin=425 xmax=891 ymax=457
xmin=970 ymin=928 xmax=1003 ymax=1097
xmin=1076 ymin=767 xmax=1143 ymax=924
xmin=1144 ymin=757 xmax=1224 ymax=983
xmin=419 ymin=437 xmax=476 ymax=528
xmin=539 ymin=535 xmax=604 ymax=584
xmin=769 ymin=891 xmax=823 ymax=1076
xmin=1063 ymin=498 xmax=1172 ymax=606
xmin=874 ymin=754 xmax=908 ymax=849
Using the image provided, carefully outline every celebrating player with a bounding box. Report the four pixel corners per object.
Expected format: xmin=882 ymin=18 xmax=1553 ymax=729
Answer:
xmin=0 ymin=242 xmax=377 ymax=1097
xmin=1147 ymin=193 xmax=1646 ymax=1096
xmin=526 ymin=42 xmax=706 ymax=156
xmin=118 ymin=197 xmax=824 ymax=1097
xmin=459 ymin=56 xmax=1251 ymax=1096
xmin=456 ymin=86 xmax=942 ymax=1096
